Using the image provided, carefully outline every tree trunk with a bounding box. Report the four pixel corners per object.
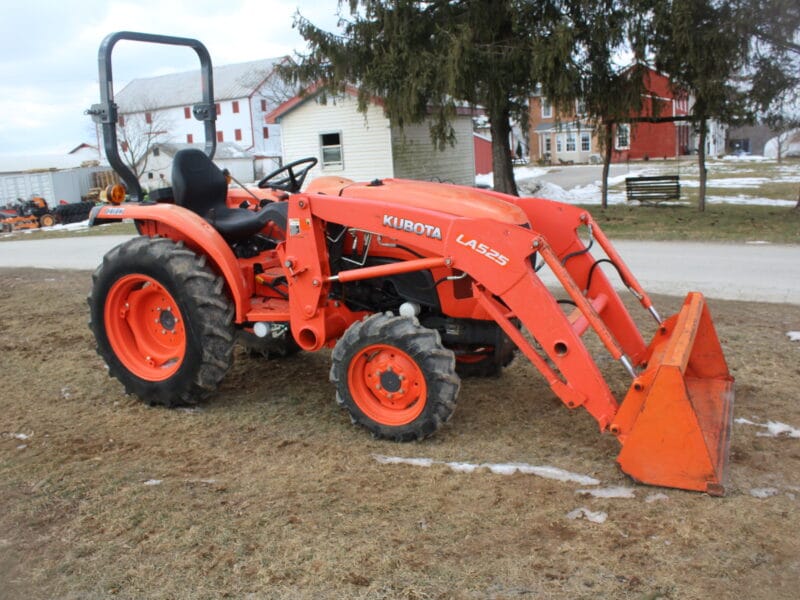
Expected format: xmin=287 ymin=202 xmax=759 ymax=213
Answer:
xmin=795 ymin=184 xmax=799 ymax=210
xmin=697 ymin=117 xmax=708 ymax=212
xmin=489 ymin=108 xmax=518 ymax=196
xmin=601 ymin=123 xmax=614 ymax=209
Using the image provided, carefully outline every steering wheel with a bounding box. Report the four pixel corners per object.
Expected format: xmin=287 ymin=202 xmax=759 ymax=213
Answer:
xmin=257 ymin=157 xmax=318 ymax=192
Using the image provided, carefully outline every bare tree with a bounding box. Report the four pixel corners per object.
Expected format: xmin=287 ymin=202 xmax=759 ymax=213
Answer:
xmin=115 ymin=107 xmax=173 ymax=180
xmin=240 ymin=57 xmax=298 ymax=112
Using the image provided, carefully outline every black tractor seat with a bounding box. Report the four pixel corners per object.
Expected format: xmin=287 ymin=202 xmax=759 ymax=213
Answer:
xmin=171 ymin=148 xmax=286 ymax=242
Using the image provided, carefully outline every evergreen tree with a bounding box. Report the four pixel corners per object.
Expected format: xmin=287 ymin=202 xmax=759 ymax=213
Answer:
xmin=285 ymin=1 xmax=571 ymax=196
xmin=648 ymin=0 xmax=756 ymax=211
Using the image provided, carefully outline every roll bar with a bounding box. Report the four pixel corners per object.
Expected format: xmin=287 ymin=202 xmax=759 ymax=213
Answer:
xmin=87 ymin=31 xmax=216 ymax=201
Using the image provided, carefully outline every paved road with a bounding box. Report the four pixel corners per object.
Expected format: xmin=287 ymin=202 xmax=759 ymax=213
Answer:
xmin=0 ymin=235 xmax=797 ymax=305
xmin=535 ymin=163 xmax=642 ymax=189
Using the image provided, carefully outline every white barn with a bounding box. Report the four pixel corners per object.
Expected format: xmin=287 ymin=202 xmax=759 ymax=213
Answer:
xmin=266 ymin=87 xmax=476 ymax=186
xmin=114 ymin=57 xmax=291 ymax=176
xmin=136 ymin=142 xmax=257 ymax=192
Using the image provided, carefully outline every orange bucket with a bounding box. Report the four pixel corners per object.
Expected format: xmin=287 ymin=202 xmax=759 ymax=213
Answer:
xmin=611 ymin=293 xmax=734 ymax=495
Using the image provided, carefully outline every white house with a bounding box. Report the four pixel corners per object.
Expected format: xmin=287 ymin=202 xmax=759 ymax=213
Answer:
xmin=266 ymin=86 xmax=476 ymax=186
xmin=114 ymin=57 xmax=291 ymax=176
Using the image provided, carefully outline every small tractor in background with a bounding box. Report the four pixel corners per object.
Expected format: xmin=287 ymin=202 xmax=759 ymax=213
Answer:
xmin=0 ymin=196 xmax=56 ymax=232
xmin=87 ymin=32 xmax=734 ymax=495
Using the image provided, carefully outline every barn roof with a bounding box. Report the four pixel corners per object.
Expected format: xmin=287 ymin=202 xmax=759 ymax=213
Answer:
xmin=115 ymin=57 xmax=287 ymax=112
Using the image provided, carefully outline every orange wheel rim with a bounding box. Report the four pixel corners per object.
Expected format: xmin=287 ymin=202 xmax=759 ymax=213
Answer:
xmin=104 ymin=274 xmax=186 ymax=381
xmin=347 ymin=344 xmax=427 ymax=426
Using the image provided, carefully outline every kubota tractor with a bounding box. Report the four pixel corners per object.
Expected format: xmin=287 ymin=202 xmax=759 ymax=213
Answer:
xmin=87 ymin=32 xmax=734 ymax=494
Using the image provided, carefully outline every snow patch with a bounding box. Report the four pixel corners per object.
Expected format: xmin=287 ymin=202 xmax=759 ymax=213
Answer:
xmin=372 ymin=455 xmax=600 ymax=485
xmin=786 ymin=331 xmax=800 ymax=342
xmin=735 ymin=417 xmax=800 ymax=438
xmin=566 ymin=507 xmax=608 ymax=524
xmin=720 ymin=154 xmax=771 ymax=162
xmin=750 ymin=487 xmax=780 ymax=499
xmin=681 ymin=177 xmax=770 ymax=189
xmin=645 ymin=493 xmax=670 ymax=503
xmin=12 ymin=433 xmax=30 ymax=440
xmin=705 ymin=195 xmax=797 ymax=207
xmin=143 ymin=479 xmax=163 ymax=486
xmin=576 ymin=486 xmax=636 ymax=499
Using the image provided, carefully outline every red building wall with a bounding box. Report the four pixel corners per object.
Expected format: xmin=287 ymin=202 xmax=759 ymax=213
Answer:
xmin=612 ymin=72 xmax=690 ymax=162
xmin=473 ymin=134 xmax=493 ymax=175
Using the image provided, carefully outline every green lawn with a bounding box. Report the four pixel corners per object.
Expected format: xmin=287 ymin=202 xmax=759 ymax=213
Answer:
xmin=0 ymin=221 xmax=136 ymax=243
xmin=588 ymin=157 xmax=800 ymax=243
xmin=587 ymin=203 xmax=800 ymax=244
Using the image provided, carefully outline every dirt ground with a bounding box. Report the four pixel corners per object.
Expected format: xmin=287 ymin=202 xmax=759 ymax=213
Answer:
xmin=1 ymin=267 xmax=799 ymax=599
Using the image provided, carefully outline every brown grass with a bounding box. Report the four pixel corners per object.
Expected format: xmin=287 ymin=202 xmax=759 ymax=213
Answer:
xmin=1 ymin=268 xmax=799 ymax=599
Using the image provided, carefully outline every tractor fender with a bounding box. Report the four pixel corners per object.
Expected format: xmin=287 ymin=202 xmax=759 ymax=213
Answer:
xmin=90 ymin=203 xmax=250 ymax=321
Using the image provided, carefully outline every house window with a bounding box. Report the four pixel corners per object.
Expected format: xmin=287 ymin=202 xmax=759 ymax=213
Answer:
xmin=556 ymin=135 xmax=563 ymax=152
xmin=576 ymin=100 xmax=587 ymax=116
xmin=566 ymin=133 xmax=576 ymax=152
xmin=232 ymin=101 xmax=240 ymax=114
xmin=145 ymin=112 xmax=152 ymax=124
xmin=616 ymin=124 xmax=630 ymax=149
xmin=184 ymin=106 xmax=191 ymax=119
xmin=153 ymin=147 xmax=160 ymax=157
xmin=261 ymin=99 xmax=267 ymax=112
xmin=215 ymin=103 xmax=221 ymax=116
xmin=320 ymin=132 xmax=343 ymax=169
xmin=217 ymin=131 xmax=224 ymax=143
xmin=541 ymin=97 xmax=552 ymax=119
xmin=544 ymin=136 xmax=552 ymax=153
xmin=235 ymin=128 xmax=242 ymax=141
xmin=263 ymin=126 xmax=270 ymax=139
xmin=148 ymin=172 xmax=154 ymax=179
xmin=581 ymin=132 xmax=591 ymax=152
xmin=186 ymin=133 xmax=193 ymax=144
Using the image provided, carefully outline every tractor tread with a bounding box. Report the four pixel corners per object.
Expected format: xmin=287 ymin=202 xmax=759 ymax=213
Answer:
xmin=88 ymin=237 xmax=235 ymax=407
xmin=330 ymin=312 xmax=460 ymax=442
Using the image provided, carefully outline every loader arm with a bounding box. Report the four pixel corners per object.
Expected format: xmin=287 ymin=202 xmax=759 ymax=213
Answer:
xmin=284 ymin=193 xmax=628 ymax=428
xmin=285 ymin=190 xmax=733 ymax=494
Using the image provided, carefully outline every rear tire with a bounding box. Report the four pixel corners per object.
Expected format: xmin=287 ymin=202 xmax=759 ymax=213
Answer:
xmin=454 ymin=342 xmax=516 ymax=378
xmin=39 ymin=213 xmax=56 ymax=228
xmin=330 ymin=313 xmax=460 ymax=441
xmin=88 ymin=237 xmax=235 ymax=406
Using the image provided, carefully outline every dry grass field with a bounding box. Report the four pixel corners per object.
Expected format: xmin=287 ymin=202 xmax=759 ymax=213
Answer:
xmin=2 ymin=267 xmax=800 ymax=599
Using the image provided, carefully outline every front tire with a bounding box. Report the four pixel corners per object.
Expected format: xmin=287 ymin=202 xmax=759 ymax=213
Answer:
xmin=88 ymin=237 xmax=235 ymax=406
xmin=330 ymin=313 xmax=460 ymax=441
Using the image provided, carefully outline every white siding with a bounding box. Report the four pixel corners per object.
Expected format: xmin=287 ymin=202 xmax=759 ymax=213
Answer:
xmin=121 ymin=97 xmax=267 ymax=151
xmin=391 ymin=116 xmax=475 ymax=185
xmin=279 ymin=95 xmax=395 ymax=184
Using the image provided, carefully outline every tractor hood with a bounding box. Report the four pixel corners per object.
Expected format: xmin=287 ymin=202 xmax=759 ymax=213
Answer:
xmin=305 ymin=177 xmax=529 ymax=226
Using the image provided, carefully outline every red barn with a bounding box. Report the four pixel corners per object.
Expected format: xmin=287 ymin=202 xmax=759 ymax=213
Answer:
xmin=612 ymin=68 xmax=691 ymax=162
xmin=529 ymin=67 xmax=691 ymax=164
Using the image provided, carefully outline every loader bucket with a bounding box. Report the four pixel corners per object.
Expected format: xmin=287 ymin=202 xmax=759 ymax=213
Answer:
xmin=612 ymin=293 xmax=734 ymax=495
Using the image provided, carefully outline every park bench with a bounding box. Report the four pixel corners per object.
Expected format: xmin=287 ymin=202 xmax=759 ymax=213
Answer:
xmin=625 ymin=175 xmax=680 ymax=205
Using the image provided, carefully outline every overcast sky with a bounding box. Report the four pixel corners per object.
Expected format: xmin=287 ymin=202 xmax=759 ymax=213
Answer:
xmin=0 ymin=0 xmax=343 ymax=156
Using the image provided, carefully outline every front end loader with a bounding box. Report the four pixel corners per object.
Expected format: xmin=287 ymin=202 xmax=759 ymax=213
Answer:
xmin=87 ymin=32 xmax=734 ymax=495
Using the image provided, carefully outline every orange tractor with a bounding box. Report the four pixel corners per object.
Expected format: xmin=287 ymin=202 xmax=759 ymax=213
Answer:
xmin=0 ymin=196 xmax=56 ymax=232
xmin=88 ymin=32 xmax=734 ymax=494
